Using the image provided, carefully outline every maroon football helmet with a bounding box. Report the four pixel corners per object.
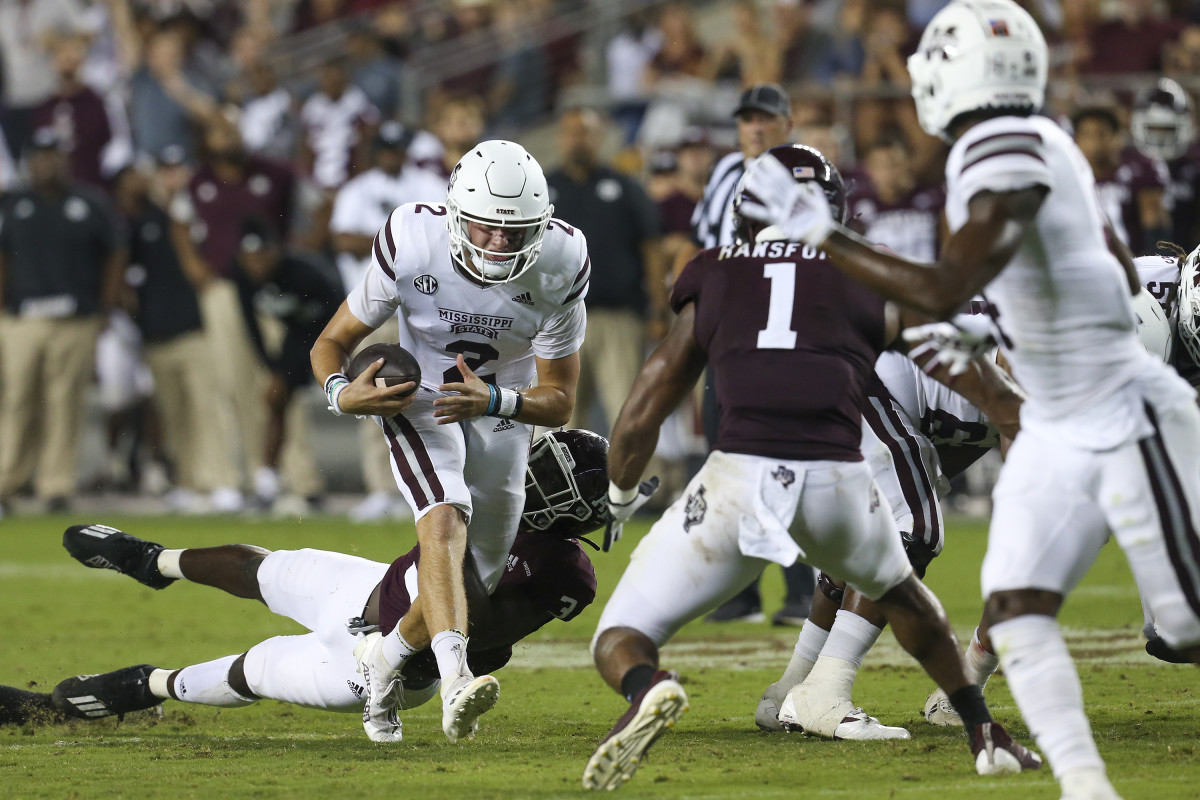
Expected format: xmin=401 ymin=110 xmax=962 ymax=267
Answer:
xmin=733 ymin=143 xmax=847 ymax=245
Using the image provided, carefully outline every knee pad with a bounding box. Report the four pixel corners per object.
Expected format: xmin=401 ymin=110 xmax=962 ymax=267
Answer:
xmin=817 ymin=572 xmax=845 ymax=604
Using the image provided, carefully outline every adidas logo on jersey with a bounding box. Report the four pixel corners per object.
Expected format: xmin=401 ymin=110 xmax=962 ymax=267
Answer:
xmin=511 ymin=292 xmax=534 ymax=306
xmin=493 ymin=418 xmax=516 ymax=433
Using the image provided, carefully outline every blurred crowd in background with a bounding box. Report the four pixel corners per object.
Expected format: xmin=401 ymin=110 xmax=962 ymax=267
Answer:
xmin=0 ymin=0 xmax=1198 ymax=521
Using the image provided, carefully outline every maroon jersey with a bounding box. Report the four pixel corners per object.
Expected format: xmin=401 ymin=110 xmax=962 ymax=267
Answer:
xmin=1094 ymin=146 xmax=1169 ymax=253
xmin=657 ymin=190 xmax=699 ymax=236
xmin=32 ymin=88 xmax=112 ymax=191
xmin=377 ymin=534 xmax=597 ymax=636
xmin=189 ymin=156 xmax=294 ymax=278
xmin=671 ymin=241 xmax=888 ymax=462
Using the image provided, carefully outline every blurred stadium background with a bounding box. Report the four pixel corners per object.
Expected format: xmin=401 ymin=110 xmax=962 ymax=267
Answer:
xmin=1 ymin=0 xmax=1198 ymax=521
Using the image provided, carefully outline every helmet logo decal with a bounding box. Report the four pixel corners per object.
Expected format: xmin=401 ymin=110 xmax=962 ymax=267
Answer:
xmin=988 ymin=19 xmax=1009 ymax=36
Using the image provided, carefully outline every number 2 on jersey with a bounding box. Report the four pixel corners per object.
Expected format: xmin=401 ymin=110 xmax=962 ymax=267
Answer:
xmin=757 ymin=262 xmax=798 ymax=350
xmin=443 ymin=339 xmax=500 ymax=385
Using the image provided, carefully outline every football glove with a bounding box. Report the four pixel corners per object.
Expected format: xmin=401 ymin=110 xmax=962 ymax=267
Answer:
xmin=738 ymin=155 xmax=836 ymax=246
xmin=603 ymin=477 xmax=659 ymax=553
xmin=902 ymin=316 xmax=997 ymax=377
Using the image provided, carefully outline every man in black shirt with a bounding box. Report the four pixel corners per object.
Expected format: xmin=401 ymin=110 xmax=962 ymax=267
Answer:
xmin=113 ymin=164 xmax=241 ymax=513
xmin=546 ymin=108 xmax=664 ymax=436
xmin=233 ymin=220 xmax=344 ymax=508
xmin=0 ymin=128 xmax=124 ymax=515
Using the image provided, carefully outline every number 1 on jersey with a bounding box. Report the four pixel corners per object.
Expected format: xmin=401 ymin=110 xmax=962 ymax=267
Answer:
xmin=757 ymin=262 xmax=798 ymax=350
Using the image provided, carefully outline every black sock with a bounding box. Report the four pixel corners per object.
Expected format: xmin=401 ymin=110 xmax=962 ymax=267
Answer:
xmin=947 ymin=684 xmax=992 ymax=730
xmin=620 ymin=664 xmax=657 ymax=702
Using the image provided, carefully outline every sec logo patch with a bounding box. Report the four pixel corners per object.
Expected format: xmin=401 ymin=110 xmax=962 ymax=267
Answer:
xmin=414 ymin=274 xmax=439 ymax=295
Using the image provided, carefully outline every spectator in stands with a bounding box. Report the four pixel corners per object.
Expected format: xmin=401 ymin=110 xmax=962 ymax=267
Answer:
xmin=181 ymin=110 xmax=296 ymax=496
xmin=645 ymin=129 xmax=713 ymax=286
xmin=1083 ymin=0 xmax=1186 ymax=74
xmin=846 ymin=136 xmax=944 ymax=261
xmin=408 ymin=93 xmax=486 ymax=179
xmin=348 ymin=19 xmax=403 ymax=120
xmin=644 ymin=2 xmax=707 ymax=87
xmin=1073 ymin=104 xmax=1170 ymax=254
xmin=329 ymin=121 xmax=445 ymax=521
xmin=0 ymin=0 xmax=85 ymax=155
xmin=299 ymin=55 xmax=380 ymax=192
xmin=705 ymin=0 xmax=781 ymax=85
xmin=233 ymin=220 xmax=343 ymax=512
xmin=606 ymin=9 xmax=661 ymax=144
xmin=112 ymin=163 xmax=242 ymax=514
xmin=0 ymin=129 xmax=123 ymax=517
xmin=33 ymin=32 xmax=126 ymax=192
xmin=489 ymin=0 xmax=549 ymax=132
xmin=235 ymin=57 xmax=295 ymax=163
xmin=547 ymin=108 xmax=664 ymax=435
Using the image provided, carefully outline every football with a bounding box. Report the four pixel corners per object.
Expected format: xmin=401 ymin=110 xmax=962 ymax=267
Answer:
xmin=347 ymin=343 xmax=421 ymax=397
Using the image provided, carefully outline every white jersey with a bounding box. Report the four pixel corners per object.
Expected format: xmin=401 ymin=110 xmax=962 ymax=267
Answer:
xmin=1135 ymin=254 xmax=1181 ymax=320
xmin=945 ymin=115 xmax=1180 ymax=446
xmin=299 ymin=86 xmax=380 ymax=189
xmin=330 ymin=166 xmax=447 ymax=292
xmin=873 ymin=352 xmax=998 ymax=450
xmin=347 ymin=202 xmax=589 ymax=393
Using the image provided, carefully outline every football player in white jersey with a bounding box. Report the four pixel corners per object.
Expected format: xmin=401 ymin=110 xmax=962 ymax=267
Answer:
xmin=311 ymin=140 xmax=589 ymax=744
xmin=741 ymin=2 xmax=1200 ymax=798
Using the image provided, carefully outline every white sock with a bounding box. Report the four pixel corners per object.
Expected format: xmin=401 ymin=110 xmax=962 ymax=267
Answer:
xmin=381 ymin=628 xmax=420 ymax=670
xmin=991 ymin=615 xmax=1105 ymax=779
xmin=157 ymin=549 xmax=185 ymax=580
xmin=431 ymin=630 xmax=470 ymax=686
xmin=166 ymin=654 xmax=256 ymax=707
xmin=779 ymin=621 xmax=830 ymax=687
xmin=821 ymin=610 xmax=883 ymax=669
xmin=148 ymin=668 xmax=173 ymax=699
xmin=966 ymin=627 xmax=1000 ymax=687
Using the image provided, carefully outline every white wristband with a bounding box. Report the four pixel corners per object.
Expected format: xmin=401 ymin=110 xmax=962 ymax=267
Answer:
xmin=608 ymin=482 xmax=639 ymax=506
xmin=328 ymin=380 xmax=349 ymax=416
xmin=496 ymin=387 xmax=520 ymax=418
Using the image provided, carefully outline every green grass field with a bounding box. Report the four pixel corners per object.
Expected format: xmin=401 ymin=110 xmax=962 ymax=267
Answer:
xmin=1 ymin=514 xmax=1196 ymax=799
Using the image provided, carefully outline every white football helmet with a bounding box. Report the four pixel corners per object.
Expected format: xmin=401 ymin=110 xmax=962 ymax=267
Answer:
xmin=1132 ymin=287 xmax=1173 ymax=363
xmin=907 ymin=0 xmax=1048 ymax=142
xmin=1131 ymin=78 xmax=1196 ymax=162
xmin=1178 ymin=244 xmax=1200 ymax=366
xmin=446 ymin=139 xmax=553 ymax=283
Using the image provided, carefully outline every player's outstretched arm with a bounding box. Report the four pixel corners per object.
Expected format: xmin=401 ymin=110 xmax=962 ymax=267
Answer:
xmin=608 ymin=303 xmax=707 ymax=490
xmin=822 ymin=186 xmax=1048 ymax=319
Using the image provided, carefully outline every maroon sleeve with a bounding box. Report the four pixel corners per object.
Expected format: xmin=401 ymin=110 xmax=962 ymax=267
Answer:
xmin=377 ymin=545 xmax=420 ymax=634
xmin=669 ymin=252 xmax=706 ymax=314
xmin=1128 ymin=150 xmax=1167 ymax=194
xmin=506 ymin=535 xmax=597 ymax=621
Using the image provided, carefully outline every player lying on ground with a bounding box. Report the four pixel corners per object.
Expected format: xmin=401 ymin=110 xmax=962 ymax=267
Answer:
xmin=580 ymin=143 xmax=1040 ymax=792
xmin=741 ymin=4 xmax=1200 ymax=798
xmin=310 ymin=140 xmax=587 ymax=743
xmin=0 ymin=430 xmax=608 ymax=741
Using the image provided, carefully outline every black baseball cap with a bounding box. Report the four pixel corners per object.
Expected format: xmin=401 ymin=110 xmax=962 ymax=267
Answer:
xmin=375 ymin=120 xmax=412 ymax=150
xmin=734 ymin=84 xmax=792 ymax=119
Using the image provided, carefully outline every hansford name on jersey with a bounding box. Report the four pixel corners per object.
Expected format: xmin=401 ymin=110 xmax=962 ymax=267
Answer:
xmin=438 ymin=307 xmax=515 ymax=340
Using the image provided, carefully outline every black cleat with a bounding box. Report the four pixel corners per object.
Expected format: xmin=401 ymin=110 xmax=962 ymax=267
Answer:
xmin=62 ymin=524 xmax=175 ymax=589
xmin=0 ymin=685 xmax=63 ymax=726
xmin=52 ymin=665 xmax=161 ymax=720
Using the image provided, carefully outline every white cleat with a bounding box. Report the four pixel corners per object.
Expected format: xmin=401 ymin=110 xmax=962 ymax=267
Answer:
xmin=755 ymin=681 xmax=789 ymax=731
xmin=924 ymin=687 xmax=964 ymax=727
xmin=778 ymin=683 xmax=910 ymax=740
xmin=1060 ymin=768 xmax=1123 ymax=800
xmin=353 ymin=632 xmax=403 ymax=743
xmin=441 ymin=674 xmax=499 ymax=743
xmin=583 ymin=673 xmax=689 ymax=791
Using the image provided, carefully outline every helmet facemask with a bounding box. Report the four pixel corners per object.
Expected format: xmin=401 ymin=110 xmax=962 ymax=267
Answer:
xmin=447 ymin=202 xmax=552 ymax=283
xmin=520 ymin=430 xmax=611 ymax=545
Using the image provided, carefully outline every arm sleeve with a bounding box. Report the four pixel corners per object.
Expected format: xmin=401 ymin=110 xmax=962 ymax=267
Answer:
xmin=669 ymin=255 xmax=704 ymax=314
xmin=954 ymin=128 xmax=1053 ymax=206
xmin=345 ymin=213 xmax=402 ymax=328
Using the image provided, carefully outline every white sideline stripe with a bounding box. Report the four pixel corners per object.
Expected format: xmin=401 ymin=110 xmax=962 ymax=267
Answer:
xmin=0 ymin=562 xmax=119 ymax=580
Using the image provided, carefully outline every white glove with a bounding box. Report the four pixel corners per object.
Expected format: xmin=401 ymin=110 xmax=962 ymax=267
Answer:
xmin=902 ymin=319 xmax=997 ymax=377
xmin=738 ymin=156 xmax=836 ymax=246
xmin=603 ymin=477 xmax=660 ymax=552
